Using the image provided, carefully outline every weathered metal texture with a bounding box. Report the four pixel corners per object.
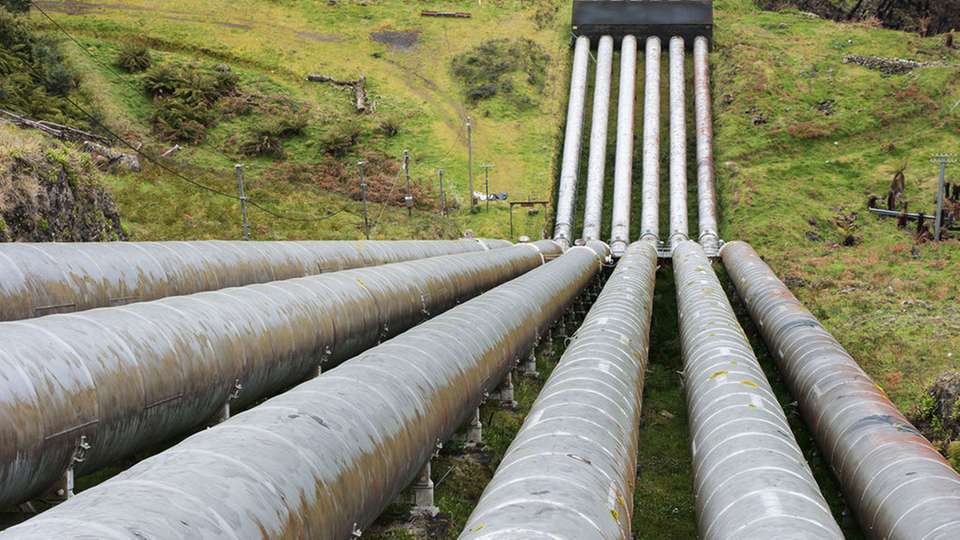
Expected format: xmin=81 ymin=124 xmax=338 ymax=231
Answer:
xmin=609 ymin=35 xmax=637 ymax=257
xmin=640 ymin=36 xmax=662 ymax=243
xmin=693 ymin=36 xmax=719 ymax=251
xmin=668 ymin=37 xmax=689 ymax=251
xmin=582 ymin=36 xmax=614 ymax=243
xmin=0 ymin=241 xmax=561 ymax=509
xmin=0 ymin=239 xmax=511 ymax=322
xmin=461 ymin=240 xmax=657 ymax=539
xmin=721 ymin=241 xmax=960 ymax=539
xmin=554 ymin=36 xmax=591 ymax=248
xmin=1 ymin=242 xmax=607 ymax=539
xmin=673 ymin=240 xmax=843 ymax=539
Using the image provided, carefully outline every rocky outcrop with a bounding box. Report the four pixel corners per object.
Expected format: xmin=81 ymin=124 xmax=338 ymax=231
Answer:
xmin=0 ymin=125 xmax=124 ymax=242
xmin=758 ymin=0 xmax=960 ymax=36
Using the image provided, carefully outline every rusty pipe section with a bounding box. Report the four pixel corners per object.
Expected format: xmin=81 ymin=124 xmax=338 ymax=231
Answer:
xmin=2 ymin=242 xmax=607 ymax=539
xmin=0 ymin=239 xmax=511 ymax=322
xmin=674 ymin=241 xmax=843 ymax=539
xmin=721 ymin=241 xmax=960 ymax=539
xmin=693 ymin=36 xmax=719 ymax=251
xmin=640 ymin=36 xmax=661 ymax=243
xmin=609 ymin=35 xmax=637 ymax=257
xmin=461 ymin=240 xmax=656 ymax=539
xmin=553 ymin=36 xmax=591 ymax=248
xmin=0 ymin=241 xmax=561 ymax=509
xmin=668 ymin=37 xmax=689 ymax=251
xmin=582 ymin=35 xmax=614 ymax=243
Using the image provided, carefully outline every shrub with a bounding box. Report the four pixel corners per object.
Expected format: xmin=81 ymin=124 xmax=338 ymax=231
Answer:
xmin=451 ymin=38 xmax=549 ymax=110
xmin=116 ymin=43 xmax=151 ymax=72
xmin=1 ymin=0 xmax=29 ymax=13
xmin=142 ymin=62 xmax=240 ymax=142
xmin=318 ymin=123 xmax=361 ymax=157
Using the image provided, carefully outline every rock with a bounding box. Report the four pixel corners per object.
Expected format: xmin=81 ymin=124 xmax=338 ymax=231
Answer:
xmin=805 ymin=230 xmax=823 ymax=242
xmin=914 ymin=371 xmax=960 ymax=443
xmin=658 ymin=410 xmax=675 ymax=420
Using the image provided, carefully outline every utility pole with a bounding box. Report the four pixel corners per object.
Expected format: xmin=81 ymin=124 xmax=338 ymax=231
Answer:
xmin=403 ymin=150 xmax=413 ymax=218
xmin=466 ymin=117 xmax=475 ymax=212
xmin=437 ymin=168 xmax=447 ymax=216
xmin=480 ymin=164 xmax=494 ymax=211
xmin=358 ymin=160 xmax=369 ymax=240
xmin=234 ymin=164 xmax=250 ymax=241
xmin=931 ymin=154 xmax=956 ymax=241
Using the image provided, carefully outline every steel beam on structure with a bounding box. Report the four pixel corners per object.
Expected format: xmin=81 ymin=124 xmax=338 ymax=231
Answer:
xmin=581 ymin=35 xmax=614 ymax=243
xmin=693 ymin=36 xmax=719 ymax=251
xmin=668 ymin=37 xmax=689 ymax=251
xmin=674 ymin=241 xmax=843 ymax=539
xmin=0 ymin=241 xmax=561 ymax=509
xmin=721 ymin=241 xmax=960 ymax=539
xmin=609 ymin=35 xmax=638 ymax=257
xmin=553 ymin=36 xmax=591 ymax=248
xmin=1 ymin=242 xmax=609 ymax=539
xmin=461 ymin=240 xmax=657 ymax=539
xmin=0 ymin=239 xmax=511 ymax=322
xmin=640 ymin=36 xmax=662 ymax=244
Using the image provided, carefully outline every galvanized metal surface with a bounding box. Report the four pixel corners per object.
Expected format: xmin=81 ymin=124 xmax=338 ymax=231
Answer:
xmin=0 ymin=239 xmax=510 ymax=322
xmin=693 ymin=36 xmax=719 ymax=251
xmin=609 ymin=35 xmax=637 ymax=257
xmin=668 ymin=37 xmax=689 ymax=251
xmin=640 ymin=36 xmax=662 ymax=243
xmin=0 ymin=241 xmax=560 ymax=509
xmin=721 ymin=241 xmax=960 ymax=539
xmin=461 ymin=240 xmax=657 ymax=539
xmin=1 ymin=242 xmax=607 ymax=539
xmin=554 ymin=36 xmax=591 ymax=247
xmin=582 ymin=35 xmax=614 ymax=242
xmin=673 ymin=241 xmax=843 ymax=539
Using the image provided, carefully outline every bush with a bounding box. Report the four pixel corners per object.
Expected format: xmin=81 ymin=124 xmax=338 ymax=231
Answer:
xmin=318 ymin=123 xmax=361 ymax=158
xmin=1 ymin=0 xmax=29 ymax=13
xmin=116 ymin=43 xmax=151 ymax=73
xmin=142 ymin=61 xmax=240 ymax=142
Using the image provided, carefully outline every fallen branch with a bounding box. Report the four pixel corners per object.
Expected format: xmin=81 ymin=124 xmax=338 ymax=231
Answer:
xmin=421 ymin=10 xmax=471 ymax=18
xmin=0 ymin=109 xmax=112 ymax=146
xmin=306 ymin=73 xmax=368 ymax=113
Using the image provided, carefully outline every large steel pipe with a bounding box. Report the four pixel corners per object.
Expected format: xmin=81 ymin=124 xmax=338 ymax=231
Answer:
xmin=553 ymin=36 xmax=591 ymax=247
xmin=2 ymin=242 xmax=608 ymax=539
xmin=721 ymin=241 xmax=960 ymax=539
xmin=581 ymin=35 xmax=614 ymax=242
xmin=0 ymin=241 xmax=561 ymax=509
xmin=668 ymin=37 xmax=689 ymax=251
xmin=693 ymin=36 xmax=719 ymax=251
xmin=609 ymin=35 xmax=637 ymax=256
xmin=461 ymin=240 xmax=657 ymax=539
xmin=0 ymin=239 xmax=510 ymax=322
xmin=640 ymin=36 xmax=661 ymax=243
xmin=674 ymin=241 xmax=843 ymax=539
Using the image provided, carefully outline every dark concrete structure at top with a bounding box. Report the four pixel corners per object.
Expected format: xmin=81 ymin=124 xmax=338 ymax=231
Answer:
xmin=572 ymin=0 xmax=713 ymax=46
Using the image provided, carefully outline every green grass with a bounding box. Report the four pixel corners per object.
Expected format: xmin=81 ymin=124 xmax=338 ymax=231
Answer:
xmin=29 ymin=0 xmax=571 ymax=242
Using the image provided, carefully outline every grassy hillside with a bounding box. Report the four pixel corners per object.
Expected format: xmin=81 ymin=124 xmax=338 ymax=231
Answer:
xmin=25 ymin=0 xmax=572 ymax=242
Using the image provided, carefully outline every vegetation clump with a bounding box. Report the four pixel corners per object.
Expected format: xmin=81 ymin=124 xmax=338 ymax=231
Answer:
xmin=0 ymin=7 xmax=81 ymax=122
xmin=142 ymin=61 xmax=239 ymax=142
xmin=451 ymin=38 xmax=549 ymax=110
xmin=116 ymin=43 xmax=152 ymax=73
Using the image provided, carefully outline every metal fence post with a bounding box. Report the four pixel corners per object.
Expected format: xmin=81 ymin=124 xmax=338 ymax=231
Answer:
xmin=234 ymin=164 xmax=250 ymax=241
xmin=403 ymin=150 xmax=413 ymax=217
xmin=437 ymin=168 xmax=446 ymax=216
xmin=358 ymin=160 xmax=369 ymax=240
